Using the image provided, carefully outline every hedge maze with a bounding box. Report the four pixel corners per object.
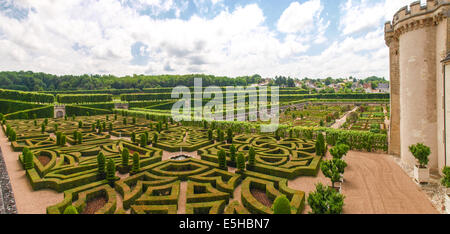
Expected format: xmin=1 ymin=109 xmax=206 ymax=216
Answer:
xmin=1 ymin=113 xmax=327 ymax=214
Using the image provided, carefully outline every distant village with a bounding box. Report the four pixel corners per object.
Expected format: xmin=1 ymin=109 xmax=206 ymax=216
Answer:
xmin=253 ymin=76 xmax=389 ymax=94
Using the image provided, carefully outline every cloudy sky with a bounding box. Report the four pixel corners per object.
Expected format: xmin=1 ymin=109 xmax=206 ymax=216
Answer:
xmin=0 ymin=0 xmax=424 ymax=79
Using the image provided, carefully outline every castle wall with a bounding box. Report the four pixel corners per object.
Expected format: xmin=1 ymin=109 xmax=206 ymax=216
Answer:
xmin=388 ymin=38 xmax=401 ymax=156
xmin=436 ymin=19 xmax=447 ymax=173
xmin=398 ymin=24 xmax=438 ymax=170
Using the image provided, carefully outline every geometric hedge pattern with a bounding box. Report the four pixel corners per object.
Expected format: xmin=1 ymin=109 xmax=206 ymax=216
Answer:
xmin=2 ymin=115 xmax=323 ymax=214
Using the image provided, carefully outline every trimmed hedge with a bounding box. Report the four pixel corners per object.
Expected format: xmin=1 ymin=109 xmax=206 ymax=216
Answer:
xmin=65 ymin=105 xmax=112 ymax=116
xmin=57 ymin=94 xmax=113 ymax=104
xmin=0 ymin=88 xmax=54 ymax=103
xmin=5 ymin=106 xmax=54 ymax=120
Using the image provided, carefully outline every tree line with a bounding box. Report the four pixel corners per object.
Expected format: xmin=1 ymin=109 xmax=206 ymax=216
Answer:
xmin=0 ymin=71 xmax=263 ymax=91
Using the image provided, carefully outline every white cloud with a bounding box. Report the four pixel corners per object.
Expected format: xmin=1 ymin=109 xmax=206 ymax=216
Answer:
xmin=277 ymin=0 xmax=323 ymax=34
xmin=0 ymin=0 xmax=394 ymax=79
xmin=339 ymin=0 xmax=426 ymax=35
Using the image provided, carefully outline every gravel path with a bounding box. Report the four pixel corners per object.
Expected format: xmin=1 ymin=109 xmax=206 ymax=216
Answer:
xmin=0 ymin=147 xmax=17 ymax=214
xmin=0 ymin=128 xmax=62 ymax=214
xmin=331 ymin=107 xmax=358 ymax=129
xmin=289 ymin=150 xmax=438 ymax=214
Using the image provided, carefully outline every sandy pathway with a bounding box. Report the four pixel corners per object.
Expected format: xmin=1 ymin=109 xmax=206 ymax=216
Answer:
xmin=177 ymin=181 xmax=187 ymax=214
xmin=331 ymin=107 xmax=358 ymax=129
xmin=289 ymin=150 xmax=438 ymax=214
xmin=0 ymin=128 xmax=62 ymax=214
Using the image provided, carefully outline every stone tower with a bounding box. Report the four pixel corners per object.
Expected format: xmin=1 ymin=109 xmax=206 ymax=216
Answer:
xmin=385 ymin=0 xmax=450 ymax=174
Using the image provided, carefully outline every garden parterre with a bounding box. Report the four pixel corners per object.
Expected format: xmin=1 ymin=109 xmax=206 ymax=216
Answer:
xmin=2 ymin=114 xmax=326 ymax=214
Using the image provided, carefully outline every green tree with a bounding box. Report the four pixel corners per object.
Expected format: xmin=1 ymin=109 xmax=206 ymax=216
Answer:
xmin=236 ymin=153 xmax=245 ymax=173
xmin=307 ymin=183 xmax=345 ymax=214
xmin=315 ymin=133 xmax=326 ymax=157
xmin=106 ymin=158 xmax=116 ymax=185
xmin=41 ymin=123 xmax=46 ymax=133
xmin=227 ymin=128 xmax=233 ymax=143
xmin=409 ymin=143 xmax=431 ymax=168
xmin=153 ymin=133 xmax=158 ymax=145
xmin=140 ymin=133 xmax=147 ymax=147
xmin=121 ymin=148 xmax=129 ymax=167
xmin=248 ymin=147 xmax=256 ymax=166
xmin=131 ymin=132 xmax=136 ymax=143
xmin=208 ymin=129 xmax=213 ymax=141
xmin=97 ymin=152 xmax=106 ymax=177
xmin=273 ymin=195 xmax=291 ymax=214
xmin=229 ymin=144 xmax=237 ymax=163
xmin=321 ymin=159 xmax=346 ymax=188
xmin=24 ymin=150 xmax=34 ymax=170
xmin=131 ymin=152 xmax=140 ymax=174
xmin=329 ymin=144 xmax=349 ymax=159
xmin=218 ymin=149 xmax=227 ymax=170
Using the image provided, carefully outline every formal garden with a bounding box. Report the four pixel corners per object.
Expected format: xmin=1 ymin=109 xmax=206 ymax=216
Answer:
xmin=5 ymin=87 xmax=437 ymax=215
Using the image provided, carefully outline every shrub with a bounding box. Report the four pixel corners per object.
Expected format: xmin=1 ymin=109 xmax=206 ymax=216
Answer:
xmin=307 ymin=183 xmax=345 ymax=214
xmin=54 ymin=124 xmax=58 ymax=132
xmin=218 ymin=149 xmax=227 ymax=170
xmin=230 ymin=144 xmax=237 ymax=163
xmin=109 ymin=122 xmax=113 ymax=131
xmin=97 ymin=152 xmax=106 ymax=177
xmin=106 ymin=158 xmax=116 ymax=185
xmin=41 ymin=123 xmax=45 ymax=133
xmin=329 ymin=144 xmax=349 ymax=159
xmin=132 ymin=117 xmax=136 ymax=124
xmin=122 ymin=148 xmax=129 ymax=167
xmin=153 ymin=133 xmax=158 ymax=144
xmin=273 ymin=195 xmax=291 ymax=214
xmin=63 ymin=205 xmax=79 ymax=214
xmin=77 ymin=132 xmax=83 ymax=144
xmin=24 ymin=150 xmax=34 ymax=170
xmin=236 ymin=153 xmax=245 ymax=173
xmin=321 ymin=159 xmax=346 ymax=188
xmin=248 ymin=147 xmax=256 ymax=166
xmin=315 ymin=133 xmax=326 ymax=157
xmin=409 ymin=143 xmax=431 ymax=168
xmin=8 ymin=129 xmax=16 ymax=141
xmin=441 ymin=166 xmax=450 ymax=188
xmin=123 ymin=118 xmax=127 ymax=125
xmin=208 ymin=129 xmax=213 ymax=140
xmin=78 ymin=121 xmax=83 ymax=128
xmin=131 ymin=132 xmax=136 ymax=143
xmin=140 ymin=134 xmax=147 ymax=147
xmin=131 ymin=152 xmax=140 ymax=174
xmin=227 ymin=128 xmax=233 ymax=143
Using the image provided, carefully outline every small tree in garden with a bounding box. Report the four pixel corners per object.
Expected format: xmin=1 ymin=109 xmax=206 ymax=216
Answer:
xmin=121 ymin=148 xmax=129 ymax=167
xmin=64 ymin=115 xmax=68 ymax=121
xmin=273 ymin=195 xmax=291 ymax=214
xmin=321 ymin=159 xmax=346 ymax=188
xmin=227 ymin=128 xmax=233 ymax=143
xmin=132 ymin=117 xmax=136 ymax=124
xmin=78 ymin=121 xmax=83 ymax=128
xmin=208 ymin=129 xmax=213 ymax=141
xmin=144 ymin=131 xmax=150 ymax=145
xmin=72 ymin=115 xmax=75 ymax=121
xmin=106 ymin=115 xmax=109 ymax=121
xmin=91 ymin=123 xmax=96 ymax=131
xmin=131 ymin=132 xmax=136 ymax=143
xmin=131 ymin=152 xmax=140 ymax=174
xmin=236 ymin=153 xmax=245 ymax=173
xmin=106 ymin=158 xmax=116 ymax=186
xmin=289 ymin=129 xmax=294 ymax=138
xmin=153 ymin=133 xmax=158 ymax=145
xmin=109 ymin=122 xmax=113 ymax=131
xmin=140 ymin=134 xmax=147 ymax=147
xmin=218 ymin=149 xmax=227 ymax=170
xmin=275 ymin=129 xmax=280 ymax=141
xmin=315 ymin=133 xmax=326 ymax=157
xmin=216 ymin=129 xmax=222 ymax=142
xmin=8 ymin=129 xmax=16 ymax=141
xmin=165 ymin=122 xmax=168 ymax=130
xmin=44 ymin=118 xmax=48 ymax=125
xmin=409 ymin=143 xmax=431 ymax=168
xmin=34 ymin=120 xmax=37 ymax=126
xmin=123 ymin=118 xmax=127 ymax=125
xmin=77 ymin=132 xmax=83 ymax=144
xmin=157 ymin=122 xmax=162 ymax=133
xmin=63 ymin=205 xmax=78 ymax=214
xmin=248 ymin=147 xmax=256 ymax=166
xmin=114 ymin=114 xmax=117 ymax=120
xmin=97 ymin=152 xmax=106 ymax=177
xmin=307 ymin=183 xmax=345 ymax=214
xmin=102 ymin=122 xmax=106 ymax=131
xmin=329 ymin=143 xmax=349 ymax=159
xmin=229 ymin=144 xmax=237 ymax=163
xmin=41 ymin=123 xmax=46 ymax=133
xmin=441 ymin=166 xmax=450 ymax=188
xmin=24 ymin=151 xmax=34 ymax=170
